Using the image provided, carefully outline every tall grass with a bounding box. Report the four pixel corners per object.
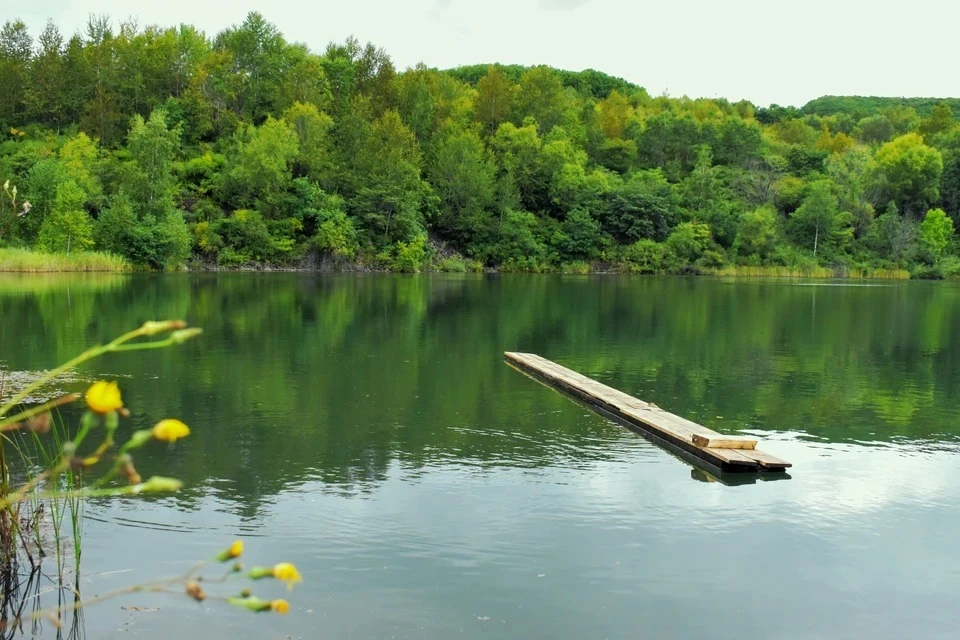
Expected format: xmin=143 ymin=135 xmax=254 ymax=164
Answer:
xmin=0 ymin=273 xmax=128 ymax=296
xmin=708 ymin=265 xmax=911 ymax=279
xmin=0 ymin=248 xmax=130 ymax=273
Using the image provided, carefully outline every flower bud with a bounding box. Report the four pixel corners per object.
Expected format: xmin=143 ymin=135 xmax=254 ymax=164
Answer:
xmin=169 ymin=328 xmax=203 ymax=344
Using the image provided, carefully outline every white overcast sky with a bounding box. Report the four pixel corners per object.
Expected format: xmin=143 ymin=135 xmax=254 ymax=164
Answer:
xmin=8 ymin=0 xmax=960 ymax=107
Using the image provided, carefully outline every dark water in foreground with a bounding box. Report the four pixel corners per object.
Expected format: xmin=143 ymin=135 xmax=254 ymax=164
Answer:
xmin=1 ymin=273 xmax=960 ymax=639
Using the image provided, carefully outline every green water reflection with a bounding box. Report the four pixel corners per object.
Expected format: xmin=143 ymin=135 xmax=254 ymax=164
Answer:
xmin=2 ymin=274 xmax=960 ymax=639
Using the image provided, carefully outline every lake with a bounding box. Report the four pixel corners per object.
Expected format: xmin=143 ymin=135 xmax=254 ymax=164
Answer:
xmin=1 ymin=273 xmax=959 ymax=639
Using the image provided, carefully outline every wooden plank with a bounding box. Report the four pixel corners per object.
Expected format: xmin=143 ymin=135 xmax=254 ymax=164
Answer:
xmin=511 ymin=354 xmax=724 ymax=441
xmin=691 ymin=434 xmax=758 ymax=450
xmin=504 ymin=352 xmax=792 ymax=474
xmin=704 ymin=447 xmax=758 ymax=466
xmin=738 ymin=448 xmax=792 ymax=469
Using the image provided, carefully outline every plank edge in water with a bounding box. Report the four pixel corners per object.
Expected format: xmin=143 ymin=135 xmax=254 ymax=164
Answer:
xmin=504 ymin=352 xmax=792 ymax=473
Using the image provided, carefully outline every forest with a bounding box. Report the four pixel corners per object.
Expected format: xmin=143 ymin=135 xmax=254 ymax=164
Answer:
xmin=0 ymin=12 xmax=957 ymax=275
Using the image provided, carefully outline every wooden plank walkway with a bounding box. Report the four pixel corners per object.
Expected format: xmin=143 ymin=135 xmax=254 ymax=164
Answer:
xmin=505 ymin=352 xmax=791 ymax=473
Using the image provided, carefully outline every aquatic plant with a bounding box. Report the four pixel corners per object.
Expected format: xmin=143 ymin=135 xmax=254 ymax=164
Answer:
xmin=0 ymin=320 xmax=301 ymax=631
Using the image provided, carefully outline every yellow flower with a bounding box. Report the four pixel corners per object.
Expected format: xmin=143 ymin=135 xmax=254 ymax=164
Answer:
xmin=152 ymin=419 xmax=190 ymax=442
xmin=85 ymin=381 xmax=123 ymax=414
xmin=272 ymin=563 xmax=302 ymax=591
xmin=216 ymin=539 xmax=244 ymax=562
xmin=271 ymin=599 xmax=290 ymax=614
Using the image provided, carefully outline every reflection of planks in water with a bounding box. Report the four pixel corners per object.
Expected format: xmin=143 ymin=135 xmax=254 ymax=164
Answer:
xmin=504 ymin=352 xmax=792 ymax=474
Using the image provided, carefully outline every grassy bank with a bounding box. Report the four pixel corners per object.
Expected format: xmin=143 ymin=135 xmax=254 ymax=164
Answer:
xmin=190 ymin=257 xmax=920 ymax=279
xmin=0 ymin=248 xmax=131 ymax=272
xmin=707 ymin=265 xmax=911 ymax=279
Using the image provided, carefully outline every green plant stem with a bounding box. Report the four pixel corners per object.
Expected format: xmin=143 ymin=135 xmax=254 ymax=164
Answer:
xmin=0 ymin=322 xmax=196 ymax=419
xmin=0 ymin=394 xmax=81 ymax=431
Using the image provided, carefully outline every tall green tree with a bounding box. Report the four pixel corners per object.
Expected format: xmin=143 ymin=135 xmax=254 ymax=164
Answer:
xmin=214 ymin=12 xmax=290 ymax=122
xmin=25 ymin=21 xmax=65 ymax=128
xmin=875 ymin=133 xmax=943 ymax=215
xmin=219 ymin=116 xmax=299 ymax=216
xmin=427 ymin=129 xmax=497 ymax=250
xmin=513 ymin=66 xmax=575 ymax=135
xmin=475 ymin=66 xmax=513 ymax=135
xmin=122 ymin=108 xmax=191 ymax=268
xmin=37 ymin=180 xmax=93 ymax=253
xmin=0 ymin=20 xmax=32 ymax=125
xmin=789 ymin=180 xmax=852 ymax=256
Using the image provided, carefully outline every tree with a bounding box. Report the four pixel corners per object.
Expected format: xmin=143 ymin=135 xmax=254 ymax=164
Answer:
xmin=95 ymin=191 xmax=136 ymax=253
xmin=825 ymin=148 xmax=878 ymax=236
xmin=789 ymin=180 xmax=851 ymax=257
xmin=79 ymin=16 xmax=125 ymax=145
xmin=918 ymin=208 xmax=954 ymax=262
xmin=597 ymin=90 xmax=632 ymax=139
xmin=875 ymin=133 xmax=943 ymax=215
xmin=556 ymin=207 xmax=605 ymax=260
xmin=59 ymin=132 xmax=102 ymax=204
xmin=37 ymin=181 xmax=93 ymax=253
xmin=396 ymin=64 xmax=439 ymax=144
xmin=280 ymin=47 xmax=332 ymax=112
xmin=919 ymin=102 xmax=954 ymax=140
xmin=735 ymin=206 xmax=778 ymax=259
xmin=427 ymin=129 xmax=497 ymax=250
xmin=22 ymin=159 xmax=67 ymax=242
xmin=513 ymin=66 xmax=575 ymax=135
xmin=854 ymin=115 xmax=894 ymax=145
xmin=714 ymin=117 xmax=763 ymax=166
xmin=491 ymin=122 xmax=546 ymax=214
xmin=635 ymin=111 xmax=700 ymax=176
xmin=601 ymin=170 xmax=680 ymax=243
xmin=869 ymin=202 xmax=917 ymax=264
xmin=494 ymin=209 xmax=547 ymax=266
xmin=682 ymin=146 xmax=720 ymax=214
xmin=122 ymin=108 xmax=192 ymax=268
xmin=0 ymin=20 xmax=32 ymax=125
xmin=348 ymin=110 xmax=430 ymax=245
xmin=25 ymin=21 xmax=65 ymax=128
xmin=283 ymin=102 xmax=334 ymax=184
xmin=220 ymin=117 xmax=299 ymax=215
xmin=214 ymin=12 xmax=290 ymax=122
xmin=126 ymin=108 xmax=180 ymax=219
xmin=539 ymin=130 xmax=591 ymax=214
xmin=939 ymin=145 xmax=960 ymax=221
xmin=312 ymin=196 xmax=358 ymax=261
xmin=475 ymin=66 xmax=513 ymax=135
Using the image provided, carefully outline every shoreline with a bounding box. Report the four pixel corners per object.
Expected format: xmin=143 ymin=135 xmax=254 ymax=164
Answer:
xmin=0 ymin=249 xmax=925 ymax=280
xmin=0 ymin=265 xmax=918 ymax=280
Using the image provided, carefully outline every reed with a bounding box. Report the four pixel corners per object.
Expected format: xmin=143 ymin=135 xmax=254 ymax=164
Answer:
xmin=0 ymin=248 xmax=130 ymax=273
xmin=708 ymin=265 xmax=911 ymax=279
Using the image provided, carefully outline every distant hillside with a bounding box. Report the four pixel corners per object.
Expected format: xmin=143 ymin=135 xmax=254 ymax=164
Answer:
xmin=802 ymin=96 xmax=960 ymax=119
xmin=445 ymin=64 xmax=644 ymax=99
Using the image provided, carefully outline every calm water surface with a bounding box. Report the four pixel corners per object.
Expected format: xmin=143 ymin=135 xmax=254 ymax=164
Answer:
xmin=1 ymin=274 xmax=959 ymax=639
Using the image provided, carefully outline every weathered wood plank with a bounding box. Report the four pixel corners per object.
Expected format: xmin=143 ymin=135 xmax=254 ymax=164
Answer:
xmin=691 ymin=434 xmax=758 ymax=450
xmin=504 ymin=352 xmax=792 ymax=473
xmin=737 ymin=448 xmax=792 ymax=469
xmin=703 ymin=447 xmax=758 ymax=466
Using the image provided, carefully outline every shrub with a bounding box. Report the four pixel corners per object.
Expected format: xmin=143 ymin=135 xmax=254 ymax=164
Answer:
xmin=734 ymin=206 xmax=778 ymax=260
xmin=391 ymin=234 xmax=428 ymax=272
xmin=666 ymin=221 xmax=713 ymax=263
xmin=560 ymin=260 xmax=591 ymax=274
xmin=622 ymin=239 xmax=677 ymax=274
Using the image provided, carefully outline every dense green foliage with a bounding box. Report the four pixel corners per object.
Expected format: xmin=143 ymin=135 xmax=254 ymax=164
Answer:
xmin=0 ymin=13 xmax=957 ymax=274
